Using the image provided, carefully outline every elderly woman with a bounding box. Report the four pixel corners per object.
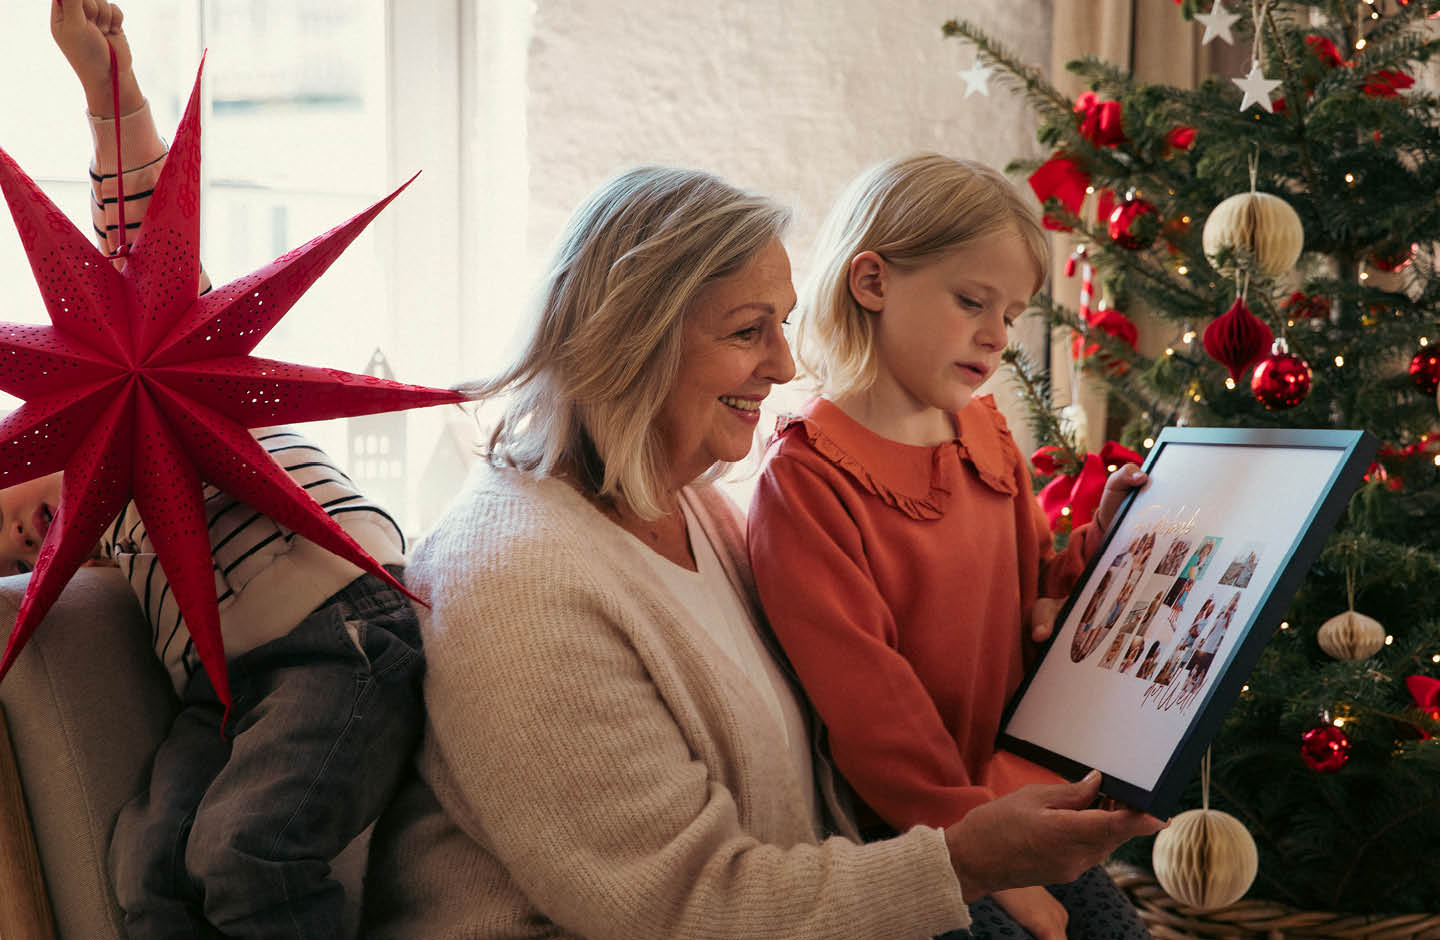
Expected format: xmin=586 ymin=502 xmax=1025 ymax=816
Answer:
xmin=363 ymin=166 xmax=1160 ymax=938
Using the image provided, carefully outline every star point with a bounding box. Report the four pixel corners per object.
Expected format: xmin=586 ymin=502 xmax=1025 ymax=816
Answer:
xmin=959 ymin=59 xmax=993 ymax=98
xmin=1233 ymin=61 xmax=1282 ymax=113
xmin=1196 ymin=2 xmax=1241 ymax=46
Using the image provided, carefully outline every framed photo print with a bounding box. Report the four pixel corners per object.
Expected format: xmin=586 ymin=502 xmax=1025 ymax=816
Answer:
xmin=998 ymin=426 xmax=1378 ymax=816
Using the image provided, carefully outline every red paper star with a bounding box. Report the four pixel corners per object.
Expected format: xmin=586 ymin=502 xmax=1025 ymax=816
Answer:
xmin=0 ymin=62 xmax=463 ymax=708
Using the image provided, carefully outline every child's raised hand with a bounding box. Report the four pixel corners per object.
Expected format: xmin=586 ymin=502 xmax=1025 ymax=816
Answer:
xmin=1094 ymin=462 xmax=1147 ymax=534
xmin=51 ymin=0 xmax=140 ymax=116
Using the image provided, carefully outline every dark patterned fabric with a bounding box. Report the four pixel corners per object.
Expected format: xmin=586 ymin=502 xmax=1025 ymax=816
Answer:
xmin=937 ymin=866 xmax=1151 ymax=939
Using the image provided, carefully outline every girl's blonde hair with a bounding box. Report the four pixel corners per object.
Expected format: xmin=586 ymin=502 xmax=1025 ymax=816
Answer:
xmin=457 ymin=165 xmax=789 ymax=520
xmin=796 ymin=152 xmax=1049 ymax=398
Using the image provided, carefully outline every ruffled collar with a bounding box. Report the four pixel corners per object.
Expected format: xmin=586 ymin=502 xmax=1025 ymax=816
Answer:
xmin=774 ymin=396 xmax=1019 ymax=520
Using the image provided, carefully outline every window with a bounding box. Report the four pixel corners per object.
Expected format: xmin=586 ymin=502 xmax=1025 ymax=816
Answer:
xmin=0 ymin=0 xmax=467 ymax=537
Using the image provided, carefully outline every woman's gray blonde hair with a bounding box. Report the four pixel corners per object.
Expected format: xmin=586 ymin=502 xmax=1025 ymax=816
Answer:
xmin=457 ymin=166 xmax=790 ymax=520
xmin=795 ymin=152 xmax=1048 ymax=398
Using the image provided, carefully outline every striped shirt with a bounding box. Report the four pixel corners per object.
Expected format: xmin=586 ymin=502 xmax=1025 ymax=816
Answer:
xmin=101 ymin=427 xmax=407 ymax=694
xmin=89 ymin=103 xmax=402 ymax=694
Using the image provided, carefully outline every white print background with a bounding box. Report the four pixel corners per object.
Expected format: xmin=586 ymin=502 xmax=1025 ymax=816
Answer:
xmin=1004 ymin=442 xmax=1347 ymax=790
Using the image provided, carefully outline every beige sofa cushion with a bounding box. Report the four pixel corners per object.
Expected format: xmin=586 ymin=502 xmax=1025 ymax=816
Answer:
xmin=1 ymin=567 xmax=373 ymax=939
xmin=0 ymin=568 xmax=175 ymax=940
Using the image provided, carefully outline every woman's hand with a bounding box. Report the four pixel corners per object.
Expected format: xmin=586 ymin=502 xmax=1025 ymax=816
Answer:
xmin=990 ymin=886 xmax=1068 ymax=940
xmin=1094 ymin=463 xmax=1147 ymax=534
xmin=51 ymin=0 xmax=142 ymax=117
xmin=1028 ymin=597 xmax=1063 ymax=643
xmin=943 ymin=771 xmax=1164 ymax=901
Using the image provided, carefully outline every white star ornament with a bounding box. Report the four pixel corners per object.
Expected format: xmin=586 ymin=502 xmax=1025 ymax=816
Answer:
xmin=1233 ymin=62 xmax=1282 ymax=113
xmin=1196 ymin=2 xmax=1241 ymax=46
xmin=959 ymin=60 xmax=992 ymax=98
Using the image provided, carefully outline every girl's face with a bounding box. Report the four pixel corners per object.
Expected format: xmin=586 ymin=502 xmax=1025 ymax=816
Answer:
xmin=852 ymin=225 xmax=1038 ymax=439
xmin=0 ymin=471 xmax=63 ymax=576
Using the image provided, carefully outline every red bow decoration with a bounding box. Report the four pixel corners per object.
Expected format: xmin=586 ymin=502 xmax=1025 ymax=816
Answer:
xmin=1407 ymin=675 xmax=1440 ymax=739
xmin=1072 ymin=306 xmax=1139 ymax=375
xmin=0 ymin=61 xmax=464 ymax=709
xmin=1034 ymin=441 xmax=1142 ymax=531
xmin=1028 ymin=153 xmax=1091 ymax=232
xmin=1074 ymin=91 xmax=1128 ymax=148
xmin=1363 ymin=69 xmax=1415 ymax=98
xmin=1164 ymin=126 xmax=1197 ymax=154
xmin=1283 ymin=291 xmax=1330 ymax=320
xmin=1305 ymin=35 xmax=1352 ymax=69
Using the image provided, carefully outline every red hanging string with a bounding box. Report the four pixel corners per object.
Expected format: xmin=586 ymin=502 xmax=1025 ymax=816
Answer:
xmin=107 ymin=39 xmax=130 ymax=259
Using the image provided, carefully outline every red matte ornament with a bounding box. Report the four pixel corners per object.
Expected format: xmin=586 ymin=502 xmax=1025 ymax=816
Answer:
xmin=0 ymin=61 xmax=465 ymax=709
xmin=1300 ymin=724 xmax=1351 ymax=773
xmin=1203 ymin=297 xmax=1274 ymax=382
xmin=1411 ymin=347 xmax=1440 ymax=395
xmin=1251 ymin=342 xmax=1312 ymax=409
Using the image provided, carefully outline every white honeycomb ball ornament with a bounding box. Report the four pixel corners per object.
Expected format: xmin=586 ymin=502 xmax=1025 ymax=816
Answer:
xmin=1317 ymin=609 xmax=1386 ymax=661
xmin=1202 ymin=192 xmax=1304 ymax=279
xmin=1152 ymin=808 xmax=1259 ymax=911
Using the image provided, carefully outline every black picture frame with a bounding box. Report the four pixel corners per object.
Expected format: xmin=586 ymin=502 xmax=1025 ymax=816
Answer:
xmin=998 ymin=426 xmax=1378 ymax=817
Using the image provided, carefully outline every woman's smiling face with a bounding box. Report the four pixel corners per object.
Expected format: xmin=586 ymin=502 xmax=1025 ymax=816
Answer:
xmin=654 ymin=237 xmax=797 ymax=490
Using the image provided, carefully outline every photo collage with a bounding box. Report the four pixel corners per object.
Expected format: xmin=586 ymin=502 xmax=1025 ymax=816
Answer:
xmin=1068 ymin=526 xmax=1266 ymax=714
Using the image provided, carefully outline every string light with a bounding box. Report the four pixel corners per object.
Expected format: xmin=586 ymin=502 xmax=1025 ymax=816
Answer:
xmin=1242 ymin=684 xmax=1250 ymax=692
xmin=1359 ymin=271 xmax=1370 ymax=281
xmin=1280 ymin=621 xmax=1291 ymax=631
xmin=1421 ymin=336 xmax=1430 ymax=346
xmin=1345 ymin=173 xmax=1356 ymax=184
xmin=1060 ymin=506 xmax=1072 ymax=517
xmin=1177 ymin=265 xmax=1189 ymax=276
xmin=1356 ymin=37 xmax=1367 ymax=50
xmin=1182 ymin=330 xmax=1197 ymax=344
xmin=1143 ymin=437 xmax=1155 ymax=449
xmin=1335 ymin=355 xmax=1346 ymax=367
xmin=1225 ymin=377 xmax=1237 ymax=390
xmin=1432 ymin=654 xmax=1440 ymax=664
xmin=1165 ymin=347 xmax=1176 ymax=357
xmin=1385 ymin=635 xmax=1395 ymax=645
xmin=1334 ymin=717 xmax=1346 ymax=727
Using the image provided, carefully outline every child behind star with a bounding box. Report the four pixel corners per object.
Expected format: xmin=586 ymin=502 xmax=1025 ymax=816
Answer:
xmin=0 ymin=4 xmax=426 ymax=937
xmin=748 ymin=153 xmax=1149 ymax=940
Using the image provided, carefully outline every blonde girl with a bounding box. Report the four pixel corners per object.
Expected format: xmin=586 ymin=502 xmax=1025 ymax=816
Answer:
xmin=749 ymin=153 xmax=1148 ymax=940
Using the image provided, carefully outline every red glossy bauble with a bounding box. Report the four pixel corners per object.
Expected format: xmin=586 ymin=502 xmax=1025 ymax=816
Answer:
xmin=1300 ymin=724 xmax=1351 ymax=773
xmin=1108 ymin=196 xmax=1158 ymax=251
xmin=1409 ymin=346 xmax=1440 ymax=395
xmin=1251 ymin=345 xmax=1313 ymax=409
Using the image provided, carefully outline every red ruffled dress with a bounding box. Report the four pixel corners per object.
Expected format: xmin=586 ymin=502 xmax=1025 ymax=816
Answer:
xmin=748 ymin=395 xmax=1099 ymax=831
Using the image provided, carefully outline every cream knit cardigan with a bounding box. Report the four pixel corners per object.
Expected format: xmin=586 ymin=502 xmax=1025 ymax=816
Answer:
xmin=364 ymin=463 xmax=970 ymax=939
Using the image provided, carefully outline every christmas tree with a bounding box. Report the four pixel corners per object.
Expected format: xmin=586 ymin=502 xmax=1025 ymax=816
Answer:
xmin=946 ymin=0 xmax=1440 ymax=917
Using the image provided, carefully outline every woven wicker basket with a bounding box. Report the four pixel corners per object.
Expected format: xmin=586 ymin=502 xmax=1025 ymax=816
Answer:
xmin=1105 ymin=862 xmax=1440 ymax=939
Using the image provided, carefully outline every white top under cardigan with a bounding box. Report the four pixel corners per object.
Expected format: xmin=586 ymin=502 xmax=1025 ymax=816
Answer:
xmin=363 ymin=462 xmax=970 ymax=939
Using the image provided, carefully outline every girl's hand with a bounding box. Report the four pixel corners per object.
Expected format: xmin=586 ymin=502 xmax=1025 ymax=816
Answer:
xmin=1028 ymin=597 xmax=1063 ymax=643
xmin=51 ymin=0 xmax=141 ymax=116
xmin=1094 ymin=463 xmax=1147 ymax=534
xmin=990 ymin=886 xmax=1068 ymax=940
